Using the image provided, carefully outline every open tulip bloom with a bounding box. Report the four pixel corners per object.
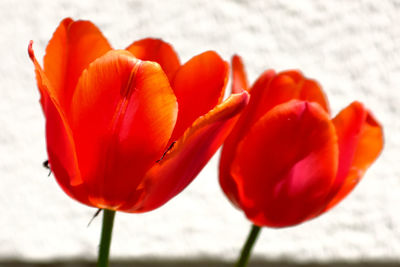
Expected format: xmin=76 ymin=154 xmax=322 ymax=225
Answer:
xmin=220 ymin=55 xmax=384 ymax=267
xmin=29 ymin=18 xmax=248 ymax=266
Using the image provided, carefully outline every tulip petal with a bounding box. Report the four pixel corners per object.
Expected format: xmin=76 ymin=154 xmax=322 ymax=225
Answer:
xmin=70 ymin=50 xmax=177 ymax=209
xmin=231 ymin=55 xmax=249 ymax=93
xmin=219 ymin=69 xmax=275 ymax=207
xmin=43 ymin=17 xmax=111 ymax=110
xmin=169 ymin=51 xmax=229 ymax=142
xmin=120 ymin=92 xmax=249 ymax=212
xmin=323 ymin=102 xmax=383 ymax=211
xmin=300 ymin=79 xmax=330 ymax=113
xmin=231 ymin=100 xmax=338 ymax=227
xmin=219 ymin=69 xmax=329 ymax=211
xmin=29 ymin=43 xmax=89 ymax=205
xmin=28 ymin=41 xmax=49 ymax=109
xmin=126 ymin=38 xmax=180 ymax=83
xmin=253 ymin=71 xmax=330 ymax=123
xmin=44 ymin=93 xmax=91 ymax=206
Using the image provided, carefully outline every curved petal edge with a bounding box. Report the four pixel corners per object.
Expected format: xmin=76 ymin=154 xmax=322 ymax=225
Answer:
xmin=120 ymin=91 xmax=249 ymax=212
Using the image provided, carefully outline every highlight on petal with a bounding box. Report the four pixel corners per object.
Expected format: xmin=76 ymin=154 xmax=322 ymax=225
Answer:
xmin=323 ymin=102 xmax=383 ymax=211
xmin=70 ymin=50 xmax=177 ymax=209
xmin=169 ymin=51 xmax=229 ymax=142
xmin=231 ymin=55 xmax=249 ymax=93
xmin=43 ymin=17 xmax=111 ymax=110
xmin=230 ymin=100 xmax=338 ymax=227
xmin=126 ymin=38 xmax=180 ymax=83
xmin=119 ymin=91 xmax=249 ymax=213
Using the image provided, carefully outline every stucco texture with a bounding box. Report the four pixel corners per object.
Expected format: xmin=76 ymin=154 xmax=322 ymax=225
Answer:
xmin=1 ymin=0 xmax=399 ymax=264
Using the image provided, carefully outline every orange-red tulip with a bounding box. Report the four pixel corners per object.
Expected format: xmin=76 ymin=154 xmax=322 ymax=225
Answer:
xmin=219 ymin=55 xmax=383 ymax=227
xmin=29 ymin=18 xmax=249 ymax=212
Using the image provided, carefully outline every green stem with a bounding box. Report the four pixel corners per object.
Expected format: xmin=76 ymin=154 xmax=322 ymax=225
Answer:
xmin=97 ymin=209 xmax=116 ymax=267
xmin=235 ymin=224 xmax=262 ymax=267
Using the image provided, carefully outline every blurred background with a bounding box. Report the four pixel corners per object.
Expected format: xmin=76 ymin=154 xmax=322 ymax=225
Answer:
xmin=1 ymin=0 xmax=399 ymax=266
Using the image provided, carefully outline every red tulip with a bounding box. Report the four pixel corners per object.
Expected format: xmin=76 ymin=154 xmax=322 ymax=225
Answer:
xmin=219 ymin=55 xmax=383 ymax=227
xmin=29 ymin=18 xmax=249 ymax=212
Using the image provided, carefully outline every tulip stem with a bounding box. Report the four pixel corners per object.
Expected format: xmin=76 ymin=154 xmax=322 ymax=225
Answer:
xmin=97 ymin=209 xmax=116 ymax=267
xmin=235 ymin=224 xmax=261 ymax=267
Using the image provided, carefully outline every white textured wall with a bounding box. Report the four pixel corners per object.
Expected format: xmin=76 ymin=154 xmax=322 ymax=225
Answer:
xmin=1 ymin=0 xmax=399 ymax=262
